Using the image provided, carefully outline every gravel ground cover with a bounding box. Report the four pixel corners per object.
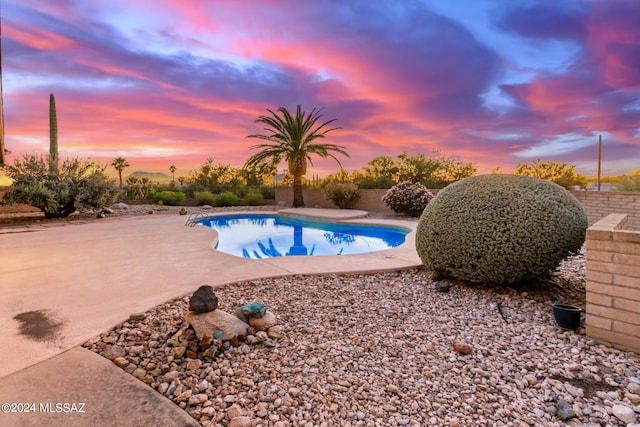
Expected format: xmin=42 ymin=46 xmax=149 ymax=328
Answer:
xmin=84 ymin=247 xmax=640 ymax=427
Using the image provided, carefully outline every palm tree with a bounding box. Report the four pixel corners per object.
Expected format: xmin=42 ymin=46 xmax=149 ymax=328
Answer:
xmin=111 ymin=157 xmax=130 ymax=189
xmin=245 ymin=105 xmax=348 ymax=207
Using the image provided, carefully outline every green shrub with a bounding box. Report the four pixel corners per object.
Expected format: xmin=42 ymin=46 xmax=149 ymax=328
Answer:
xmin=152 ymin=190 xmax=186 ymax=206
xmin=415 ymin=174 xmax=587 ymax=285
xmin=244 ymin=192 xmax=264 ymax=206
xmin=322 ymin=182 xmax=359 ymax=208
xmin=382 ymin=181 xmax=434 ymax=217
xmin=2 ymin=155 xmax=118 ymax=218
xmin=194 ymin=191 xmax=216 ymax=206
xmin=357 ymin=176 xmax=395 ymax=189
xmin=213 ymin=191 xmax=238 ymax=207
xmin=616 ymin=175 xmax=640 ymax=191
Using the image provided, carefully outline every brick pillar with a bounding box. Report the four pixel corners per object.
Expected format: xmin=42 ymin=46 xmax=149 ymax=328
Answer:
xmin=585 ymin=213 xmax=640 ymax=353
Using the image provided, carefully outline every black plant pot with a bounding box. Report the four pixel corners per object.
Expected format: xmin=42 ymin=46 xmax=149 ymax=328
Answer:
xmin=552 ymin=304 xmax=582 ymax=331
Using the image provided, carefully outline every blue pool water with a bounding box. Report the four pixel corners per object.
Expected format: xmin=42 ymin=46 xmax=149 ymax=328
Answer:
xmin=196 ymin=214 xmax=409 ymax=259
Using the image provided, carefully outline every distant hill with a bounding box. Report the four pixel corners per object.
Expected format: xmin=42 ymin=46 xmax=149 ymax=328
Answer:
xmin=124 ymin=171 xmax=173 ymax=183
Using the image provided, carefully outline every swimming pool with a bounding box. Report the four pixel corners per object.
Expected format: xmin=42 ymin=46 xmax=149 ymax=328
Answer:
xmin=196 ymin=214 xmax=409 ymax=259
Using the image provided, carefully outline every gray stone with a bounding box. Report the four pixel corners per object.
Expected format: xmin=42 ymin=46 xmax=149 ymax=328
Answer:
xmin=557 ymin=398 xmax=576 ymax=420
xmin=201 ymin=204 xmax=213 ymax=209
xmin=185 ymin=310 xmax=249 ymax=341
xmin=189 ymin=285 xmax=218 ymax=314
xmin=435 ymin=281 xmax=451 ymax=292
xmin=234 ymin=307 xmax=249 ymax=323
xmin=110 ymin=202 xmax=129 ymax=210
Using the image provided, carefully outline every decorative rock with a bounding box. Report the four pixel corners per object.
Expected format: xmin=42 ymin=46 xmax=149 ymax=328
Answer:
xmin=189 ymin=285 xmax=219 ymax=313
xmin=524 ymin=374 xmax=538 ymax=386
xmin=101 ymin=207 xmax=114 ymax=214
xmin=452 ymin=342 xmax=472 ymax=355
xmin=96 ymin=212 xmax=105 ymax=219
xmin=163 ymin=371 xmax=179 ymax=383
xmin=172 ymin=346 xmax=186 ymax=358
xmin=564 ymin=383 xmax=584 ymax=397
xmin=234 ymin=307 xmax=249 ymax=323
xmin=242 ymin=300 xmax=267 ymax=318
xmin=435 ymin=281 xmax=451 ymax=293
xmin=229 ymin=416 xmax=252 ymax=427
xmin=113 ymin=357 xmax=129 ymax=368
xmin=386 ymin=384 xmax=399 ymax=393
xmin=227 ymin=404 xmax=244 ymax=420
xmin=102 ymin=345 xmax=126 ymax=361
xmin=132 ymin=368 xmax=146 ymax=380
xmin=198 ymin=332 xmax=212 ymax=351
xmin=201 ymin=204 xmax=213 ymax=209
xmin=249 ymin=311 xmax=277 ymax=331
xmin=629 ymin=382 xmax=640 ymax=394
xmin=110 ymin=202 xmax=129 ymax=210
xmin=612 ymin=404 xmax=636 ymax=424
xmin=128 ymin=312 xmax=146 ymax=321
xmin=185 ymin=310 xmax=249 ymax=341
xmin=557 ymin=398 xmax=576 ymax=420
xmin=267 ymin=325 xmax=284 ymax=339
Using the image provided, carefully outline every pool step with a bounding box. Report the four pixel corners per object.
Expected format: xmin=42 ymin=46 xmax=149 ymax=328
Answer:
xmin=185 ymin=212 xmax=210 ymax=227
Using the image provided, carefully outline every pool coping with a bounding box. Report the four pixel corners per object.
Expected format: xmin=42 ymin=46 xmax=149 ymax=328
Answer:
xmin=188 ymin=208 xmax=415 ymax=259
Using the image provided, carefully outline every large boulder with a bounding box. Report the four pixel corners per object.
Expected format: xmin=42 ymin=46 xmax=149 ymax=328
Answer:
xmin=185 ymin=310 xmax=249 ymax=341
xmin=189 ymin=285 xmax=219 ymax=314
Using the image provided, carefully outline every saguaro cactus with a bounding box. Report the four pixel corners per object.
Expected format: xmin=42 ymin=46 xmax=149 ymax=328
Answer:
xmin=49 ymin=93 xmax=59 ymax=176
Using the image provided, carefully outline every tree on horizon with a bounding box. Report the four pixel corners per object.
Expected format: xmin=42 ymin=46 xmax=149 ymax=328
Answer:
xmin=169 ymin=165 xmax=176 ymax=184
xmin=111 ymin=157 xmax=130 ymax=189
xmin=244 ymin=105 xmax=348 ymax=207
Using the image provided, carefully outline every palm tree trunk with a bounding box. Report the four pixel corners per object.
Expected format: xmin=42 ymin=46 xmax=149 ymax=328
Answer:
xmin=292 ymin=173 xmax=305 ymax=207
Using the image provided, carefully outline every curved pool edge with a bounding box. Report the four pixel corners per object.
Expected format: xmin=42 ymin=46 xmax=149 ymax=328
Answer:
xmin=189 ymin=208 xmax=421 ymax=273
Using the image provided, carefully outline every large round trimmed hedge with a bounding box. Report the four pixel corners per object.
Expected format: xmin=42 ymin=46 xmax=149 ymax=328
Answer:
xmin=415 ymin=174 xmax=588 ymax=285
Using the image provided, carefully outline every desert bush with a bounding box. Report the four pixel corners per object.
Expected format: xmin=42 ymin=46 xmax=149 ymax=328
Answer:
xmin=616 ymin=175 xmax=640 ymax=191
xmin=2 ymin=154 xmax=118 ymax=218
xmin=415 ymin=174 xmax=587 ymax=285
xmin=244 ymin=192 xmax=264 ymax=206
xmin=382 ymin=181 xmax=434 ymax=217
xmin=213 ymin=191 xmax=238 ymax=207
xmin=254 ymin=185 xmax=275 ymax=200
xmin=152 ymin=190 xmax=186 ymax=206
xmin=194 ymin=191 xmax=216 ymax=206
xmin=322 ymin=182 xmax=359 ymax=208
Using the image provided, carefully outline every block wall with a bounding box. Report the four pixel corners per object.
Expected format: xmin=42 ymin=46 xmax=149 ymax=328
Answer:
xmin=570 ymin=191 xmax=640 ymax=229
xmin=585 ymin=214 xmax=640 ymax=353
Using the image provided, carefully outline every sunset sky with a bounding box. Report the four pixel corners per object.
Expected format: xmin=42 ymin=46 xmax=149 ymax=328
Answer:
xmin=2 ymin=0 xmax=639 ymax=181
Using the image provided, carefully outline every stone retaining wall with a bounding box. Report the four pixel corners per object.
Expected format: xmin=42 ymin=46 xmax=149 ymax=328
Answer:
xmin=585 ymin=214 xmax=640 ymax=353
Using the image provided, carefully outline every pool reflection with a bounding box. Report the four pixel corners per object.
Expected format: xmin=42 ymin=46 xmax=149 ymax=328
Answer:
xmin=199 ymin=214 xmax=407 ymax=259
